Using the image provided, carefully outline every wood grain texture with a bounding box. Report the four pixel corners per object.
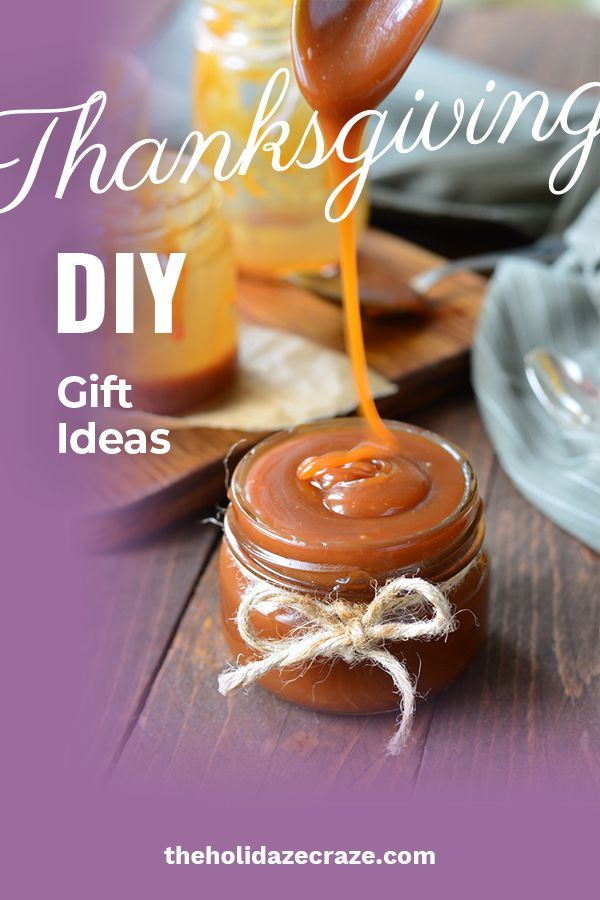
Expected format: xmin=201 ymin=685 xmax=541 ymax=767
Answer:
xmin=91 ymin=231 xmax=486 ymax=547
xmin=91 ymin=522 xmax=219 ymax=765
xmin=414 ymin=465 xmax=600 ymax=796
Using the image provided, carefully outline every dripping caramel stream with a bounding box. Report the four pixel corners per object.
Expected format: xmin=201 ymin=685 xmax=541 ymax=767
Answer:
xmin=292 ymin=0 xmax=442 ymax=486
xmin=297 ymin=127 xmax=398 ymax=483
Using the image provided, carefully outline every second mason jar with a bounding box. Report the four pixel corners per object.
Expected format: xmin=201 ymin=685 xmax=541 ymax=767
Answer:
xmin=194 ymin=0 xmax=360 ymax=277
xmin=102 ymin=151 xmax=237 ymax=415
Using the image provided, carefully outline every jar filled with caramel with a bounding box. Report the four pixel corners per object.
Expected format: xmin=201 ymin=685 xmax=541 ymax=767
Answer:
xmin=219 ymin=419 xmax=489 ymax=714
xmin=193 ymin=0 xmax=366 ymax=277
xmin=102 ymin=151 xmax=237 ymax=415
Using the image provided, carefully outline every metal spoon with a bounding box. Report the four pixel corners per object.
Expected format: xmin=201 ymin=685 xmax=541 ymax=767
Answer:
xmin=410 ymin=235 xmax=566 ymax=296
xmin=525 ymin=348 xmax=600 ymax=435
xmin=290 ymin=235 xmax=567 ymax=317
xmin=288 ymin=256 xmax=426 ymax=318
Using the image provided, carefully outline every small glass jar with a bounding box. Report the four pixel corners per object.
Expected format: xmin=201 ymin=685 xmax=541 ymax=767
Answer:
xmin=219 ymin=419 xmax=489 ymax=714
xmin=102 ymin=151 xmax=237 ymax=415
xmin=193 ymin=0 xmax=366 ymax=277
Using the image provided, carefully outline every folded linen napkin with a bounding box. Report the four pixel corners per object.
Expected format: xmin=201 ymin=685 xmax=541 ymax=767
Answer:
xmin=472 ymin=191 xmax=600 ymax=552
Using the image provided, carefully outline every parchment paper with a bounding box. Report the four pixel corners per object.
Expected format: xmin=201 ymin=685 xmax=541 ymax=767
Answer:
xmin=123 ymin=323 xmax=396 ymax=432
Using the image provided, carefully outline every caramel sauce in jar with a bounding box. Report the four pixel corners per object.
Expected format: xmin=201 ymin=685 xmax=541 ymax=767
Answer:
xmin=220 ymin=420 xmax=489 ymax=714
xmin=102 ymin=151 xmax=237 ymax=415
xmin=219 ymin=2 xmax=488 ymax=716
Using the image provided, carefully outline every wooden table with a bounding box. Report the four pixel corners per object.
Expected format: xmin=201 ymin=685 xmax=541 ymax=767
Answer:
xmin=98 ymin=10 xmax=600 ymax=793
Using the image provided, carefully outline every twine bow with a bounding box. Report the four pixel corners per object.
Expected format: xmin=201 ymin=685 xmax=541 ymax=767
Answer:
xmin=218 ymin=565 xmax=471 ymax=756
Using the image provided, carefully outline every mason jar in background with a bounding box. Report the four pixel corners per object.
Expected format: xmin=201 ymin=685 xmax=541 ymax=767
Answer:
xmin=194 ymin=0 xmax=366 ymax=277
xmin=102 ymin=151 xmax=237 ymax=415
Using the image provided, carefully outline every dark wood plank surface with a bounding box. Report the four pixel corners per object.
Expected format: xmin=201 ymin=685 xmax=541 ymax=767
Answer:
xmin=93 ymin=524 xmax=219 ymax=766
xmin=415 ymin=463 xmax=600 ymax=795
xmin=98 ymin=9 xmax=600 ymax=791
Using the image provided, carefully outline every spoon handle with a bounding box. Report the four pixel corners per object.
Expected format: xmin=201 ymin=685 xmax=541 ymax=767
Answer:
xmin=411 ymin=235 xmax=566 ymax=295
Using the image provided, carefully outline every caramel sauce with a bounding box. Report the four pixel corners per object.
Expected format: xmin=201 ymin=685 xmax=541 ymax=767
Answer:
xmin=245 ymin=422 xmax=466 ymax=550
xmin=131 ymin=348 xmax=236 ymax=415
xmin=291 ymin=0 xmax=442 ymax=513
xmin=291 ymin=0 xmax=442 ymax=118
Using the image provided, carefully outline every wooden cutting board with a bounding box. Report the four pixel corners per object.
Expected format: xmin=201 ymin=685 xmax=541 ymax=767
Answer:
xmin=90 ymin=229 xmax=486 ymax=548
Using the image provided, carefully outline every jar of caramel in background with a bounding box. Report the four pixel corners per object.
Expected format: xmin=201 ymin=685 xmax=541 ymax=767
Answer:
xmin=194 ymin=0 xmax=367 ymax=277
xmin=219 ymin=419 xmax=489 ymax=714
xmin=103 ymin=151 xmax=237 ymax=415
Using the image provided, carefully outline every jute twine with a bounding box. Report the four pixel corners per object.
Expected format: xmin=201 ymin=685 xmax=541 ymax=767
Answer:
xmin=219 ymin=552 xmax=483 ymax=756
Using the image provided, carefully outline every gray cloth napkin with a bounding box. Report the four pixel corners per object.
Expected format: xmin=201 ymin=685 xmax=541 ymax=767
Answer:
xmin=472 ymin=191 xmax=600 ymax=552
xmin=369 ymin=47 xmax=600 ymax=239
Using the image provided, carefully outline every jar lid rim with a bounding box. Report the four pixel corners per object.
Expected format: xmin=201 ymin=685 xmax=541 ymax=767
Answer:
xmin=229 ymin=418 xmax=478 ymax=558
xmin=96 ymin=150 xmax=220 ymax=241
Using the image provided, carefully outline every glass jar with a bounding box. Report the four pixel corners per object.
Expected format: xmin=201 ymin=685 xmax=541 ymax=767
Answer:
xmin=193 ymin=0 xmax=366 ymax=277
xmin=219 ymin=419 xmax=489 ymax=714
xmin=101 ymin=151 xmax=237 ymax=415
